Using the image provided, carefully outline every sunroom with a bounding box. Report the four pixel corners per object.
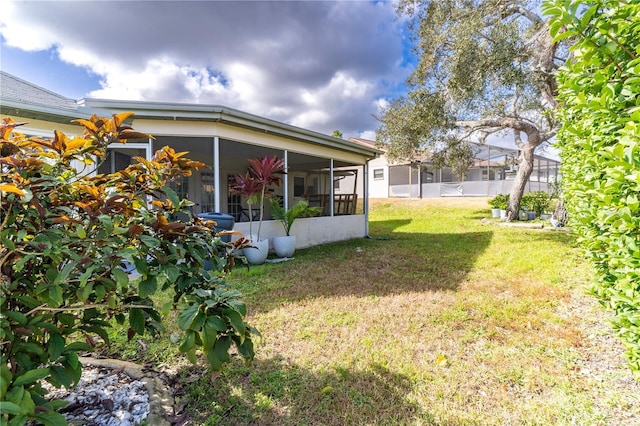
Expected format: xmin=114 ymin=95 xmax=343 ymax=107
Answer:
xmin=93 ymin=102 xmax=379 ymax=250
xmin=0 ymin=73 xmax=380 ymax=251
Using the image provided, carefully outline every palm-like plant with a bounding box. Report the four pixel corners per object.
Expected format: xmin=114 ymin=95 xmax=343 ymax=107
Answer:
xmin=231 ymin=156 xmax=285 ymax=241
xmin=230 ymin=171 xmax=261 ymax=237
xmin=269 ymin=198 xmax=322 ymax=236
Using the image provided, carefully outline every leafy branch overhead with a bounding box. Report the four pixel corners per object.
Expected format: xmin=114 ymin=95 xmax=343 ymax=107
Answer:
xmin=0 ymin=114 xmax=256 ymax=425
xmin=377 ymin=0 xmax=567 ymax=220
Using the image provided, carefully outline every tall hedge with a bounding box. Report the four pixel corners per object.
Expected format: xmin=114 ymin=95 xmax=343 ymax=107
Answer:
xmin=545 ymin=0 xmax=640 ymax=372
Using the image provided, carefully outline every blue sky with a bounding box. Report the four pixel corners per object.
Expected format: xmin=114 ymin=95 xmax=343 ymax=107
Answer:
xmin=1 ymin=44 xmax=100 ymax=98
xmin=1 ymin=1 xmax=415 ymax=140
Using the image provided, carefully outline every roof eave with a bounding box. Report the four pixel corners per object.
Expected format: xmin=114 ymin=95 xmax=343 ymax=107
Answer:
xmin=79 ymin=99 xmax=381 ymax=158
xmin=0 ymin=99 xmax=88 ymax=125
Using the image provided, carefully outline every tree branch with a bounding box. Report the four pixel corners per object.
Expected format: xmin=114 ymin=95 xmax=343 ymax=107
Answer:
xmin=502 ymin=5 xmax=542 ymax=24
xmin=26 ymin=303 xmax=155 ymax=316
xmin=455 ymin=117 xmax=550 ymax=148
xmin=456 ymin=117 xmax=538 ymax=135
xmin=513 ymin=129 xmax=524 ymax=148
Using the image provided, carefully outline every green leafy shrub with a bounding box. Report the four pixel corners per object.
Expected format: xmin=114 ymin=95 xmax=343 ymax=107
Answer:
xmin=546 ymin=0 xmax=640 ymax=372
xmin=521 ymin=191 xmax=551 ymax=218
xmin=0 ymin=114 xmax=256 ymax=424
xmin=488 ymin=194 xmax=509 ymax=210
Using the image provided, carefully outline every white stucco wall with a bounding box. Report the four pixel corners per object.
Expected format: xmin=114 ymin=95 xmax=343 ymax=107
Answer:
xmin=232 ymin=215 xmax=367 ymax=251
xmin=367 ymin=156 xmax=389 ymax=198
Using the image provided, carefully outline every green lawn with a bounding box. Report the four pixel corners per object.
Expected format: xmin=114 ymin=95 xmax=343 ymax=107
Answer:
xmin=106 ymin=198 xmax=639 ymax=425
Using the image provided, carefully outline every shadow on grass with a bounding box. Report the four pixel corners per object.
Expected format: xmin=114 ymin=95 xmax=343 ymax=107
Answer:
xmin=528 ymin=228 xmax=575 ymax=245
xmin=181 ymin=356 xmax=432 ymax=426
xmin=231 ymin=227 xmax=493 ymax=313
xmin=490 ymin=223 xmax=576 ymax=246
xmin=469 ymin=208 xmax=492 ymax=220
xmin=367 ymin=218 xmax=412 ymax=236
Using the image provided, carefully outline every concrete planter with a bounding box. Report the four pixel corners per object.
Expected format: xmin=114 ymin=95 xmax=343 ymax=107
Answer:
xmin=272 ymin=235 xmax=296 ymax=258
xmin=243 ymin=238 xmax=269 ymax=265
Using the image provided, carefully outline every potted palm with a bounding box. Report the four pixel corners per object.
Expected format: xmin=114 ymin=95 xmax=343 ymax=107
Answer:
xmin=269 ymin=198 xmax=322 ymax=257
xmin=230 ymin=171 xmax=261 ymax=238
xmin=230 ymin=156 xmax=285 ymax=264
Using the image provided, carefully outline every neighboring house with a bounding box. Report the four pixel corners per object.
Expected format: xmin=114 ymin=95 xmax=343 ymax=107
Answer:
xmin=349 ymin=137 xmax=560 ymax=198
xmin=0 ymin=71 xmax=381 ymax=249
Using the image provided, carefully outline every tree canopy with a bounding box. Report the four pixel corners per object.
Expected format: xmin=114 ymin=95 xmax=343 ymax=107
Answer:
xmin=377 ymin=0 xmax=562 ymax=219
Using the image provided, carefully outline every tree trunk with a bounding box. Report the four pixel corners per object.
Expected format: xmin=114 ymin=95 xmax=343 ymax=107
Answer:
xmin=553 ymin=199 xmax=568 ymax=225
xmin=505 ymin=144 xmax=535 ymax=221
xmin=457 ymin=118 xmax=549 ymax=222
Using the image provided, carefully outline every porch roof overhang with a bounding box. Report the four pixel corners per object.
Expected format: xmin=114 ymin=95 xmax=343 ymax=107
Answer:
xmin=77 ymin=98 xmax=382 ymax=159
xmin=0 ymin=99 xmax=89 ymax=125
xmin=1 ymin=94 xmax=381 ymax=161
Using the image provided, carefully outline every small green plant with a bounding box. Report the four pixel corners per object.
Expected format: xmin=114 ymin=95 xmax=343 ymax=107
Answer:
xmin=523 ymin=191 xmax=551 ymax=218
xmin=488 ymin=194 xmax=509 ymax=210
xmin=269 ymin=199 xmax=322 ymax=236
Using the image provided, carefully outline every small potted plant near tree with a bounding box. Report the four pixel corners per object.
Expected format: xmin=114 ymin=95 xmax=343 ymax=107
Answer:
xmin=520 ymin=192 xmax=534 ymax=220
xmin=269 ymin=198 xmax=322 ymax=258
xmin=230 ymin=156 xmax=285 ymax=264
xmin=528 ymin=190 xmax=551 ymax=220
xmin=488 ymin=194 xmax=509 ymax=219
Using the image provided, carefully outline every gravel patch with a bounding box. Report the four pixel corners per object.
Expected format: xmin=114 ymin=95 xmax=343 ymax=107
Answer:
xmin=43 ymin=366 xmax=150 ymax=426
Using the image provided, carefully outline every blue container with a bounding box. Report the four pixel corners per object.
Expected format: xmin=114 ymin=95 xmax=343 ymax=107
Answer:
xmin=198 ymin=212 xmax=235 ymax=271
xmin=197 ymin=212 xmax=235 ymax=243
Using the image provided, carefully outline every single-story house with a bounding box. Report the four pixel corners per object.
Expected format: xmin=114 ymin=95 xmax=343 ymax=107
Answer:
xmin=348 ymin=137 xmax=560 ymax=198
xmin=0 ymin=71 xmax=381 ymax=249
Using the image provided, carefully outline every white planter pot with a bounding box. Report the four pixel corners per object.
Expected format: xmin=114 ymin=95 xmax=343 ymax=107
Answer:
xmin=272 ymin=235 xmax=296 ymax=258
xmin=491 ymin=208 xmax=501 ymax=218
xmin=243 ymin=238 xmax=269 ymax=265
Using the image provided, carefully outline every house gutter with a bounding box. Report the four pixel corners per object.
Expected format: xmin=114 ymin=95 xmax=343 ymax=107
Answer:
xmin=3 ymin=94 xmax=382 ymax=159
xmin=0 ymin=99 xmax=91 ymax=125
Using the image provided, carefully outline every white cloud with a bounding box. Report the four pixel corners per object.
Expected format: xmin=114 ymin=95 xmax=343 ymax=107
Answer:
xmin=359 ymin=130 xmax=377 ymax=140
xmin=0 ymin=1 xmax=410 ymax=137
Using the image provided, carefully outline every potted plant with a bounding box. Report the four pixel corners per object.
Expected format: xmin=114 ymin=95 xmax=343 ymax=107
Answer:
xmin=488 ymin=194 xmax=509 ymax=219
xmin=230 ymin=171 xmax=261 ymax=237
xmin=269 ymin=198 xmax=322 ymax=257
xmin=528 ymin=190 xmax=551 ymax=219
xmin=230 ymin=156 xmax=285 ymax=264
xmin=520 ymin=193 xmax=534 ymax=220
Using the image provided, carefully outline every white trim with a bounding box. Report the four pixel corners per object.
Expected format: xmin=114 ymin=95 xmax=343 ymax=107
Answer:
xmin=214 ymin=136 xmax=220 ymax=211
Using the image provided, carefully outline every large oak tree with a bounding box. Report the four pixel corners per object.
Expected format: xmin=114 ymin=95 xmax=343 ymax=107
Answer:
xmin=377 ymin=0 xmax=562 ymax=220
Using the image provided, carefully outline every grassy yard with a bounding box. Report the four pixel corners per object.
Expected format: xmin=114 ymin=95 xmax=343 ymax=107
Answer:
xmin=107 ymin=198 xmax=639 ymax=425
